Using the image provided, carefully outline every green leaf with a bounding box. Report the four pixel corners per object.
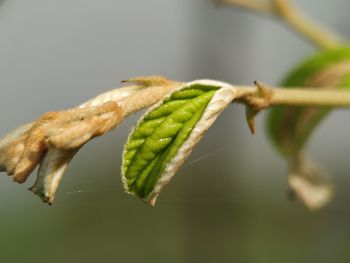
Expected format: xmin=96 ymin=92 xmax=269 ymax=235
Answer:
xmin=267 ymin=47 xmax=350 ymax=156
xmin=122 ymin=80 xmax=236 ymax=205
xmin=266 ymin=47 xmax=350 ymax=209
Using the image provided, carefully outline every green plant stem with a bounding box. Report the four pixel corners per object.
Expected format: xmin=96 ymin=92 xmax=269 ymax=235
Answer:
xmin=266 ymin=88 xmax=350 ymax=107
xmin=235 ymin=83 xmax=350 ymax=110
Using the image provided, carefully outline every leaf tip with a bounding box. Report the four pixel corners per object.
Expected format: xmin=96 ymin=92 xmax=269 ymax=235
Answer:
xmin=288 ymin=157 xmax=333 ymax=210
xmin=28 ymin=185 xmax=54 ymax=205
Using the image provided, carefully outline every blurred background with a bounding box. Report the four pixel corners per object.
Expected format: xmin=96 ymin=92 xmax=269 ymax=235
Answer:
xmin=0 ymin=0 xmax=350 ymax=262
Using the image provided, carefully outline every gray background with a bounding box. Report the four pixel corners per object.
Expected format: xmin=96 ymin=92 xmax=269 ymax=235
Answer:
xmin=0 ymin=0 xmax=350 ymax=262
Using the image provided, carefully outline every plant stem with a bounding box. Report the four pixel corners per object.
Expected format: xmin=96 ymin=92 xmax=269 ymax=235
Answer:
xmin=235 ymin=82 xmax=350 ymax=110
xmin=266 ymin=88 xmax=350 ymax=107
xmin=90 ymin=79 xmax=350 ymax=112
xmin=111 ymin=78 xmax=350 ymax=110
xmin=215 ymin=0 xmax=343 ymax=49
xmin=273 ymin=0 xmax=341 ymax=49
xmin=215 ymin=0 xmax=274 ymax=15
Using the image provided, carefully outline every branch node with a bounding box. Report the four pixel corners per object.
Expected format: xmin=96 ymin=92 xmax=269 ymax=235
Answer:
xmin=241 ymin=81 xmax=273 ymax=111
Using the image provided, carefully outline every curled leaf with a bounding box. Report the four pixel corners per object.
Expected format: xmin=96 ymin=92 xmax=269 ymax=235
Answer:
xmin=267 ymin=47 xmax=350 ymax=209
xmin=0 ymin=77 xmax=176 ymax=204
xmin=0 ymin=124 xmax=33 ymax=174
xmin=288 ymin=153 xmax=332 ymax=210
xmin=29 ymin=148 xmax=78 ymax=205
xmin=122 ymin=80 xmax=236 ymax=206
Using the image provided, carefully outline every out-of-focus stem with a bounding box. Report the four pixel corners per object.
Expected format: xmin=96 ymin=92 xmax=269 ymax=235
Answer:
xmin=215 ymin=0 xmax=343 ymax=49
